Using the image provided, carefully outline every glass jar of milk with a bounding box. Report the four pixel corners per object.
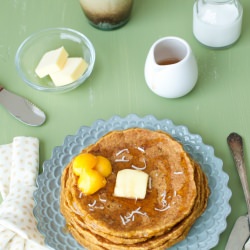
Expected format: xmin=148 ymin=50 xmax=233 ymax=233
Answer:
xmin=193 ymin=0 xmax=243 ymax=48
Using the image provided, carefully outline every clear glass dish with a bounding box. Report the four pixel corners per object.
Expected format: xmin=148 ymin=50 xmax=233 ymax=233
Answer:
xmin=33 ymin=114 xmax=232 ymax=249
xmin=15 ymin=27 xmax=95 ymax=93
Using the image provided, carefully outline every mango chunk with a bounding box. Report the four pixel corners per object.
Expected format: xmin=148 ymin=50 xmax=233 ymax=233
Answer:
xmin=72 ymin=153 xmax=112 ymax=195
xmin=72 ymin=153 xmax=97 ymax=176
xmin=95 ymin=156 xmax=112 ymax=177
xmin=78 ymin=168 xmax=106 ymax=195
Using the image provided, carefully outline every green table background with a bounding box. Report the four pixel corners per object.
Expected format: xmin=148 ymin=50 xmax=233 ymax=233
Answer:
xmin=1 ymin=0 xmax=250 ymax=249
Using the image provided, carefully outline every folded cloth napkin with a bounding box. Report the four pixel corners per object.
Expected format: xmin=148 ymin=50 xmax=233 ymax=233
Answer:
xmin=0 ymin=137 xmax=49 ymax=250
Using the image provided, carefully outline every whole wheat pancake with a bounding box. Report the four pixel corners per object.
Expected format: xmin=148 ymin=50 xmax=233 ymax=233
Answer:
xmin=60 ymin=128 xmax=210 ymax=249
xmin=61 ymin=162 xmax=209 ymax=250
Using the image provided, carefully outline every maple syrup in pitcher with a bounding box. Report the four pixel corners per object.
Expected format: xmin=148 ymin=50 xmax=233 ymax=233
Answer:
xmin=157 ymin=58 xmax=180 ymax=65
xmin=154 ymin=40 xmax=184 ymax=66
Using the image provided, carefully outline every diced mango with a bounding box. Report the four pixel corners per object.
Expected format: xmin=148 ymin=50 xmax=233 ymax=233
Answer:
xmin=78 ymin=168 xmax=107 ymax=195
xmin=72 ymin=153 xmax=112 ymax=195
xmin=72 ymin=153 xmax=97 ymax=176
xmin=95 ymin=156 xmax=112 ymax=177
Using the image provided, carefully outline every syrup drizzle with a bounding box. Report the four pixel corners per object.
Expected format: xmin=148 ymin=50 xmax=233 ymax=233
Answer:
xmin=131 ymin=158 xmax=147 ymax=170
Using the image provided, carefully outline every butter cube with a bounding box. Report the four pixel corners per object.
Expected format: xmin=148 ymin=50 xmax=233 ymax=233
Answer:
xmin=114 ymin=169 xmax=149 ymax=199
xmin=35 ymin=46 xmax=68 ymax=78
xmin=50 ymin=57 xmax=88 ymax=86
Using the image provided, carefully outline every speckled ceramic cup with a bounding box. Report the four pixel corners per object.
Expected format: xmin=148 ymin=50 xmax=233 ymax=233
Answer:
xmin=79 ymin=0 xmax=133 ymax=30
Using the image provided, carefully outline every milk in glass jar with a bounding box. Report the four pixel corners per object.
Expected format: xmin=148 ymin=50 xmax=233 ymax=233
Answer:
xmin=193 ymin=0 xmax=243 ymax=48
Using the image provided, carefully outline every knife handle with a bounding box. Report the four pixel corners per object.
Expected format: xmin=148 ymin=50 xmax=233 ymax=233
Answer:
xmin=227 ymin=132 xmax=250 ymax=222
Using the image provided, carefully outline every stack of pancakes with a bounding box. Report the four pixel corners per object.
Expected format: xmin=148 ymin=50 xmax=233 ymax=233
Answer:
xmin=60 ymin=128 xmax=210 ymax=250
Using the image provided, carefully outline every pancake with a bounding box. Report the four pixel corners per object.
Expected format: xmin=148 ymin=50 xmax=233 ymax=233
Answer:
xmin=60 ymin=128 xmax=210 ymax=249
xmin=61 ymin=162 xmax=209 ymax=250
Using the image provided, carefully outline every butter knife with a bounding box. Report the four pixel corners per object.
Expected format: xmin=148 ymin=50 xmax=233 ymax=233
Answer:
xmin=226 ymin=132 xmax=250 ymax=250
xmin=225 ymin=215 xmax=249 ymax=250
xmin=0 ymin=85 xmax=46 ymax=126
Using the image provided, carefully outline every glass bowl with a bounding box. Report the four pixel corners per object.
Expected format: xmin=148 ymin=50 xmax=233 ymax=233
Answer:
xmin=15 ymin=27 xmax=95 ymax=93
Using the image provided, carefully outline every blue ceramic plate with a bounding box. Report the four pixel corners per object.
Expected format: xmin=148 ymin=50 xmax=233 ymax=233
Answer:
xmin=33 ymin=114 xmax=232 ymax=250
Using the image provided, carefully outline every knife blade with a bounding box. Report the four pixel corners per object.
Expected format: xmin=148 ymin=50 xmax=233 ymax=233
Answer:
xmin=245 ymin=237 xmax=250 ymax=250
xmin=0 ymin=85 xmax=46 ymax=126
xmin=225 ymin=215 xmax=250 ymax=250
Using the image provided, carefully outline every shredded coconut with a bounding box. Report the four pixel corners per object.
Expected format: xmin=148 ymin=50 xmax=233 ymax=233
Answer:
xmin=88 ymin=200 xmax=97 ymax=207
xmin=120 ymin=207 xmax=148 ymax=225
xmin=174 ymin=171 xmax=183 ymax=175
xmin=148 ymin=176 xmax=152 ymax=189
xmin=115 ymin=156 xmax=129 ymax=162
xmin=160 ymin=191 xmax=167 ymax=207
xmin=116 ymin=149 xmax=129 ymax=156
xmin=94 ymin=206 xmax=105 ymax=210
xmin=99 ymin=196 xmax=107 ymax=203
xmin=136 ymin=146 xmax=145 ymax=153
xmin=154 ymin=191 xmax=171 ymax=212
xmin=155 ymin=205 xmax=171 ymax=212
xmin=131 ymin=159 xmax=147 ymax=170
